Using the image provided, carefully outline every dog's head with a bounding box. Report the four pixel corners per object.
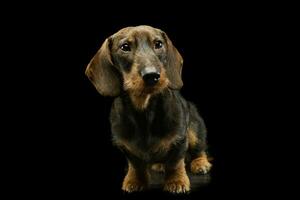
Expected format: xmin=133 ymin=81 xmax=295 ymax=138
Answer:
xmin=85 ymin=25 xmax=183 ymax=97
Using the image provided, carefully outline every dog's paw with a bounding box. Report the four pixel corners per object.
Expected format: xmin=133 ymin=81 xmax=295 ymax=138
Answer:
xmin=151 ymin=163 xmax=165 ymax=173
xmin=122 ymin=176 xmax=146 ymax=192
xmin=164 ymin=175 xmax=190 ymax=193
xmin=190 ymin=157 xmax=212 ymax=174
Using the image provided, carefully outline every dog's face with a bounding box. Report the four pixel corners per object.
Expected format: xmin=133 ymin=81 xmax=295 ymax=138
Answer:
xmin=86 ymin=25 xmax=183 ymax=97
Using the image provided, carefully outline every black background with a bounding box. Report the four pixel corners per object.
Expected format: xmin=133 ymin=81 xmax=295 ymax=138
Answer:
xmin=4 ymin=2 xmax=293 ymax=199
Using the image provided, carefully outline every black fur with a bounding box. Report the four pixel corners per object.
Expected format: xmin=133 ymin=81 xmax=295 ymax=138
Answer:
xmin=110 ymin=89 xmax=207 ymax=170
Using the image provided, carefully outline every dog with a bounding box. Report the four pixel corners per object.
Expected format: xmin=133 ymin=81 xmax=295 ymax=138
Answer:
xmin=85 ymin=25 xmax=212 ymax=193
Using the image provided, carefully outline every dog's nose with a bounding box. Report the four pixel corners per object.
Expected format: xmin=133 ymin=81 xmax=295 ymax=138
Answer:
xmin=141 ymin=67 xmax=160 ymax=86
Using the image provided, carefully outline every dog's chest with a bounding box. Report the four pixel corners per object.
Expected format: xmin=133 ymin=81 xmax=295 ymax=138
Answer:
xmin=111 ymin=93 xmax=185 ymax=161
xmin=117 ymin=110 xmax=179 ymax=161
xmin=118 ymin=132 xmax=179 ymax=162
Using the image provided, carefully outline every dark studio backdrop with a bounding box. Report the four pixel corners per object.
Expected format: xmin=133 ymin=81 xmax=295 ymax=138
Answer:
xmin=4 ymin=2 xmax=292 ymax=199
xmin=67 ymin=11 xmax=263 ymax=199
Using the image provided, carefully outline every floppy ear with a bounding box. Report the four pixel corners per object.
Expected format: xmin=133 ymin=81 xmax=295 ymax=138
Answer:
xmin=85 ymin=38 xmax=121 ymax=96
xmin=162 ymin=32 xmax=184 ymax=90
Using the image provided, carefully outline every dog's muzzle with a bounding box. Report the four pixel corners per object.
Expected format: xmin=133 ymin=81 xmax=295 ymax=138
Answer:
xmin=140 ymin=66 xmax=160 ymax=86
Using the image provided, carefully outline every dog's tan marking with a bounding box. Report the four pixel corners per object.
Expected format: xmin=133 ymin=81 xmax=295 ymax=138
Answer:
xmin=151 ymin=163 xmax=165 ymax=172
xmin=123 ymin=64 xmax=169 ymax=110
xmin=164 ymin=159 xmax=190 ymax=193
xmin=114 ymin=139 xmax=143 ymax=158
xmin=129 ymin=94 xmax=151 ymax=110
xmin=115 ymin=133 xmax=182 ymax=159
xmin=187 ymin=128 xmax=198 ymax=148
xmin=151 ymin=133 xmax=182 ymax=153
xmin=122 ymin=162 xmax=149 ymax=192
xmin=190 ymin=152 xmax=212 ymax=174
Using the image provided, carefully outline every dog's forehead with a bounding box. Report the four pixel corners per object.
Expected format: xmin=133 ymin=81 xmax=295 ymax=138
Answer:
xmin=112 ymin=26 xmax=162 ymax=41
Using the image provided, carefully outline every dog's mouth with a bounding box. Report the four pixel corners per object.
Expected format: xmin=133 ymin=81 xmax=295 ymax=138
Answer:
xmin=142 ymin=86 xmax=157 ymax=94
xmin=123 ymin=70 xmax=169 ymax=96
xmin=141 ymin=78 xmax=169 ymax=95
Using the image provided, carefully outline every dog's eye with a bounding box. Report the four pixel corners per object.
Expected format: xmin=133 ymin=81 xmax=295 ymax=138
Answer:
xmin=120 ymin=43 xmax=131 ymax=52
xmin=154 ymin=41 xmax=163 ymax=49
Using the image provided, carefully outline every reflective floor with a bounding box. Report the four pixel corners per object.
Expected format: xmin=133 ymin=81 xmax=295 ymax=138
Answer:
xmin=149 ymin=171 xmax=211 ymax=189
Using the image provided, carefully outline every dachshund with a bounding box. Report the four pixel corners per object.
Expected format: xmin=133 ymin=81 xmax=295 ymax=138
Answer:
xmin=85 ymin=25 xmax=212 ymax=193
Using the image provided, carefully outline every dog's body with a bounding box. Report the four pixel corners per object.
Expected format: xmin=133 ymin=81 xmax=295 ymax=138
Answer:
xmin=86 ymin=25 xmax=211 ymax=193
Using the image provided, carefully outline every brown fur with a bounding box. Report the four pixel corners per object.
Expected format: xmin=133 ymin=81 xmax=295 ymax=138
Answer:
xmin=85 ymin=39 xmax=121 ymax=96
xmin=164 ymin=159 xmax=190 ymax=193
xmin=122 ymin=162 xmax=149 ymax=192
xmin=151 ymin=131 xmax=182 ymax=153
xmin=123 ymin=64 xmax=169 ymax=110
xmin=151 ymin=163 xmax=165 ymax=172
xmin=86 ymin=25 xmax=183 ymax=97
xmin=190 ymin=152 xmax=212 ymax=174
xmin=187 ymin=128 xmax=198 ymax=148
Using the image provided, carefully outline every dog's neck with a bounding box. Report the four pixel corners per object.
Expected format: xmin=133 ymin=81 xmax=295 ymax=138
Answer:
xmin=129 ymin=93 xmax=152 ymax=110
xmin=121 ymin=89 xmax=171 ymax=111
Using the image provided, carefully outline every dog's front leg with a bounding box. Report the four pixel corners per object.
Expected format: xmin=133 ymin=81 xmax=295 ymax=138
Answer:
xmin=164 ymin=159 xmax=190 ymax=193
xmin=122 ymin=158 xmax=149 ymax=192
